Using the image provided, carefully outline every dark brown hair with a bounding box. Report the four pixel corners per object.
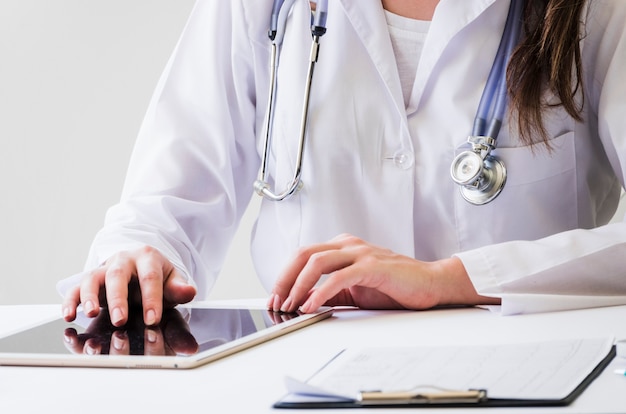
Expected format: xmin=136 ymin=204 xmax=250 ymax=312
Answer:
xmin=507 ymin=0 xmax=587 ymax=148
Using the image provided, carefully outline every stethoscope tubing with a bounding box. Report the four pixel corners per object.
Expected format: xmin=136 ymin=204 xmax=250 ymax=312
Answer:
xmin=258 ymin=0 xmax=523 ymax=204
xmin=474 ymin=0 xmax=524 ymax=140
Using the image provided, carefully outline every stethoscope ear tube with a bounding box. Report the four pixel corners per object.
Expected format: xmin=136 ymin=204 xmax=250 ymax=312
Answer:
xmin=256 ymin=0 xmax=329 ymax=202
xmin=312 ymin=0 xmax=328 ymax=35
xmin=269 ymin=0 xmax=296 ymax=44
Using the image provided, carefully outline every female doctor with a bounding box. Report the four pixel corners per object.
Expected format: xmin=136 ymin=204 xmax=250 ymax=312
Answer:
xmin=60 ymin=0 xmax=626 ymax=327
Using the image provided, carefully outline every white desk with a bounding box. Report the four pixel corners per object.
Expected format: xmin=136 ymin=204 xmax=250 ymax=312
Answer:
xmin=1 ymin=301 xmax=625 ymax=413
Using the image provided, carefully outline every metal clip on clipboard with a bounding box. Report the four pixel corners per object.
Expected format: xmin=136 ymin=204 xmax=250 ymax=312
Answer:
xmin=359 ymin=387 xmax=488 ymax=405
xmin=280 ymin=376 xmax=488 ymax=407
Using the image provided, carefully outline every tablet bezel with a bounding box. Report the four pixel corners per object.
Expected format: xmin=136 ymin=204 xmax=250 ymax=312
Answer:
xmin=0 ymin=303 xmax=334 ymax=369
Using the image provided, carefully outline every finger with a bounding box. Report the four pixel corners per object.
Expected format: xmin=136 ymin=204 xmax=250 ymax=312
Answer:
xmin=323 ymin=286 xmax=401 ymax=309
xmin=109 ymin=331 xmax=130 ymax=356
xmin=266 ymin=293 xmax=282 ymax=312
xmin=135 ymin=249 xmax=165 ymax=326
xmin=299 ymin=266 xmax=368 ymax=313
xmin=144 ymin=328 xmax=166 ymax=356
xmin=104 ymin=258 xmax=134 ymax=327
xmin=163 ymin=268 xmax=197 ymax=307
xmin=280 ymin=249 xmax=355 ymax=313
xmin=279 ymin=312 xmax=297 ymax=322
xmin=266 ymin=309 xmax=283 ymax=325
xmin=161 ymin=311 xmax=198 ymax=356
xmin=62 ymin=285 xmax=81 ymax=322
xmin=83 ymin=338 xmax=102 ymax=356
xmin=63 ymin=328 xmax=83 ymax=354
xmin=272 ymin=243 xmax=336 ymax=300
xmin=271 ymin=240 xmax=347 ymax=311
xmin=79 ymin=268 xmax=107 ymax=318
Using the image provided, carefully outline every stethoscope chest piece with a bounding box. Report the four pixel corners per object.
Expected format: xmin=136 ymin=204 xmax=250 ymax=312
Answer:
xmin=449 ymin=0 xmax=522 ymax=206
xmin=451 ymin=149 xmax=506 ymax=205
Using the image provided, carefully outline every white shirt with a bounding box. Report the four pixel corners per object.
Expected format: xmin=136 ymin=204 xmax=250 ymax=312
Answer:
xmin=60 ymin=0 xmax=626 ymax=315
xmin=384 ymin=10 xmax=430 ymax=108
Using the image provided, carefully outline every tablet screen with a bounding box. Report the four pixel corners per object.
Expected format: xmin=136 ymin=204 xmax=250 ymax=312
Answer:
xmin=0 ymin=305 xmax=333 ymax=368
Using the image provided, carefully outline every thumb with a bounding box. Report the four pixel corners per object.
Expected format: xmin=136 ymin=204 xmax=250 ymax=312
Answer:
xmin=164 ymin=269 xmax=197 ymax=306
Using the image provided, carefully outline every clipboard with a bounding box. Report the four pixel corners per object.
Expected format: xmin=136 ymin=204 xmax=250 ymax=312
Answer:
xmin=274 ymin=339 xmax=616 ymax=409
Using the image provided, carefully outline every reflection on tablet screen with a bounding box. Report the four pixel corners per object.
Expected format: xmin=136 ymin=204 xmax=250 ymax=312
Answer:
xmin=0 ymin=307 xmax=299 ymax=357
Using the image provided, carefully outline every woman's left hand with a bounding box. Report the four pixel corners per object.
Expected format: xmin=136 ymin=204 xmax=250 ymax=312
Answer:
xmin=268 ymin=233 xmax=499 ymax=313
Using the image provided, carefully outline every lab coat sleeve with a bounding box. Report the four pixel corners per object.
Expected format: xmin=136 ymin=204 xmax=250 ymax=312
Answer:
xmin=457 ymin=225 xmax=626 ymax=315
xmin=58 ymin=0 xmax=266 ymax=299
xmin=457 ymin=1 xmax=626 ymax=315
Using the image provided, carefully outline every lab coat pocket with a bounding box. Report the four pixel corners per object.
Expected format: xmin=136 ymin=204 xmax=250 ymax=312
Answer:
xmin=455 ymin=132 xmax=577 ymax=251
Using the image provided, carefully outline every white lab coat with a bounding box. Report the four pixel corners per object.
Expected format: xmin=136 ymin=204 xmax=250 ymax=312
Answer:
xmin=66 ymin=0 xmax=626 ymax=315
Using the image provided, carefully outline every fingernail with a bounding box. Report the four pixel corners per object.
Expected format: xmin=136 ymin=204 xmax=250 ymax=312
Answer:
xmin=300 ymin=300 xmax=312 ymax=314
xmin=112 ymin=307 xmax=124 ymax=325
xmin=145 ymin=309 xmax=157 ymax=326
xmin=272 ymin=294 xmax=282 ymax=312
xmin=85 ymin=344 xmax=97 ymax=355
xmin=62 ymin=306 xmax=71 ymax=319
xmin=266 ymin=294 xmax=276 ymax=310
xmin=146 ymin=329 xmax=157 ymax=343
xmin=112 ymin=331 xmax=127 ymax=351
xmin=280 ymin=297 xmax=293 ymax=313
xmin=84 ymin=300 xmax=95 ymax=314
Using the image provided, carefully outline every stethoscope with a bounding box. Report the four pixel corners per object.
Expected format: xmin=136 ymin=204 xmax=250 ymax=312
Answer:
xmin=254 ymin=0 xmax=329 ymax=201
xmin=255 ymin=0 xmax=523 ymax=205
xmin=450 ymin=0 xmax=523 ymax=205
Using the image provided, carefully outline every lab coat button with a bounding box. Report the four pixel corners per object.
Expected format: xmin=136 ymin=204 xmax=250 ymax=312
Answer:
xmin=391 ymin=150 xmax=414 ymax=170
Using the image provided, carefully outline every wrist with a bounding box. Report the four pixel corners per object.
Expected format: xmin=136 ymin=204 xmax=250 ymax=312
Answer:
xmin=434 ymin=257 xmax=501 ymax=306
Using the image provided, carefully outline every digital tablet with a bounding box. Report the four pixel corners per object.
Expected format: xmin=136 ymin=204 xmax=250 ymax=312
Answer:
xmin=0 ymin=303 xmax=333 ymax=369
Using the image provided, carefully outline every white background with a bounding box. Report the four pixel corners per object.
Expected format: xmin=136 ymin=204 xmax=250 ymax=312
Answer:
xmin=0 ymin=0 xmax=264 ymax=305
xmin=1 ymin=1 xmax=624 ymax=306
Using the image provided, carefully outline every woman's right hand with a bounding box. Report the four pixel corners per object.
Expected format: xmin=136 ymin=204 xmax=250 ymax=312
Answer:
xmin=61 ymin=246 xmax=197 ymax=327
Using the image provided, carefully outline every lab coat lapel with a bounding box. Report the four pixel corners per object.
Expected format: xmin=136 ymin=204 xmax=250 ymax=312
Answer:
xmin=411 ymin=0 xmax=499 ymax=111
xmin=336 ymin=0 xmax=501 ymax=115
xmin=336 ymin=0 xmax=405 ymax=117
